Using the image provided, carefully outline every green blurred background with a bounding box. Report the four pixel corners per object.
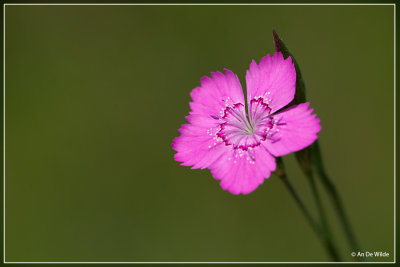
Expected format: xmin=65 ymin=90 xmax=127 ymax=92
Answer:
xmin=5 ymin=5 xmax=394 ymax=262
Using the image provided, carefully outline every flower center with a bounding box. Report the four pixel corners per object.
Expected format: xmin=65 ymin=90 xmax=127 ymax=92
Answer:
xmin=215 ymin=97 xmax=278 ymax=151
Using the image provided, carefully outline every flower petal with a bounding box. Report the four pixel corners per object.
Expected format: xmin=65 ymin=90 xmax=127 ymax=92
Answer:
xmin=173 ymin=69 xmax=245 ymax=170
xmin=172 ymin=115 xmax=227 ymax=169
xmin=189 ymin=69 xmax=245 ymax=118
xmin=246 ymin=52 xmax=296 ymax=113
xmin=209 ymin=147 xmax=276 ymax=195
xmin=264 ymin=103 xmax=321 ymax=157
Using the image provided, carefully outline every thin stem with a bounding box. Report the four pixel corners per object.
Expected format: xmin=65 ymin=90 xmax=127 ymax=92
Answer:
xmin=275 ymin=158 xmax=341 ymax=261
xmin=307 ymin=171 xmax=341 ymax=261
xmin=279 ymin=171 xmax=320 ymax=234
xmin=311 ymin=142 xmax=361 ymax=254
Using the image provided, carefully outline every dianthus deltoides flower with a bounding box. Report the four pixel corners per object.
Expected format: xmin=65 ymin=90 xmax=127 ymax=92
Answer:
xmin=172 ymin=52 xmax=321 ymax=195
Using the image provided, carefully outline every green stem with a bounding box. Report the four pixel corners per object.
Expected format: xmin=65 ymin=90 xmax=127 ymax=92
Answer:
xmin=311 ymin=142 xmax=361 ymax=255
xmin=275 ymin=158 xmax=341 ymax=261
xmin=307 ymin=171 xmax=341 ymax=261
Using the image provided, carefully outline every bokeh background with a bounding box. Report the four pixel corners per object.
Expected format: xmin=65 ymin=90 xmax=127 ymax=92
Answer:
xmin=5 ymin=4 xmax=394 ymax=262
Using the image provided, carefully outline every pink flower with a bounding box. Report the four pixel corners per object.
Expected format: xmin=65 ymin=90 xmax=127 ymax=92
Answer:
xmin=172 ymin=52 xmax=321 ymax=195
